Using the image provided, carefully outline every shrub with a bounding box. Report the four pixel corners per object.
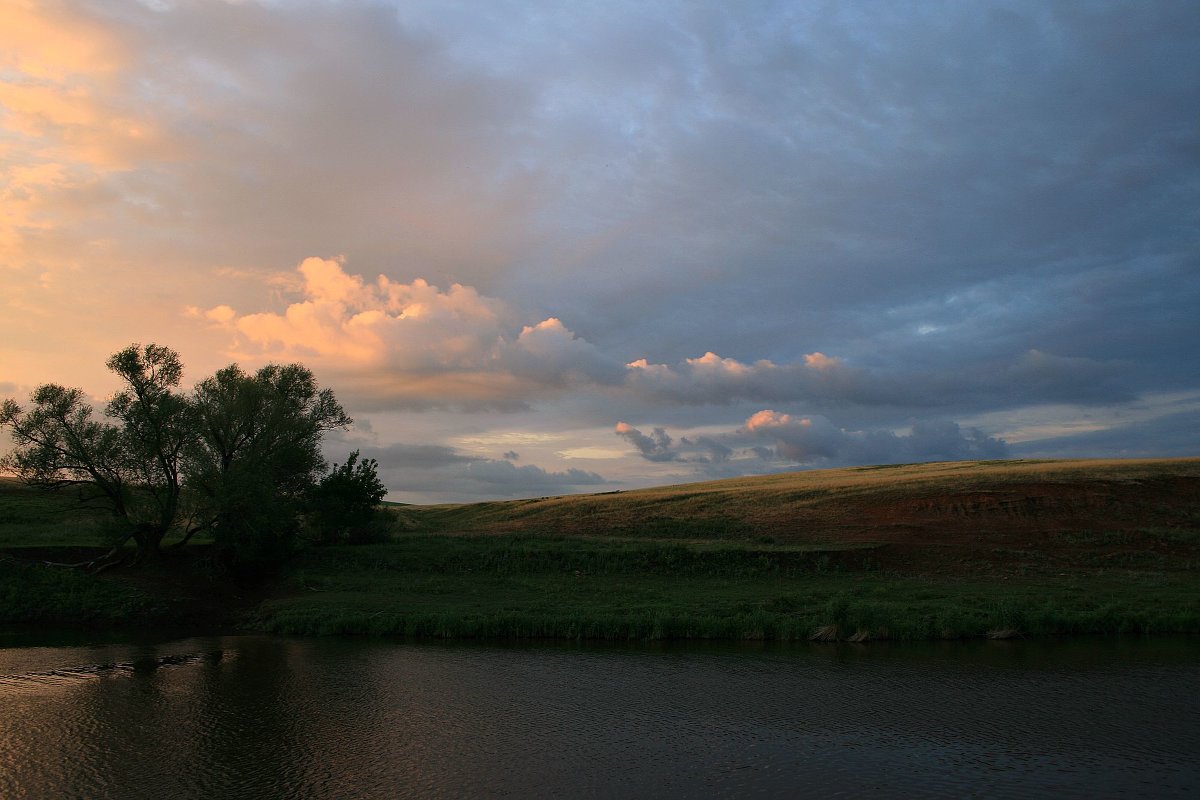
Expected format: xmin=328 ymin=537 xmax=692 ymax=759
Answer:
xmin=307 ymin=450 xmax=390 ymax=545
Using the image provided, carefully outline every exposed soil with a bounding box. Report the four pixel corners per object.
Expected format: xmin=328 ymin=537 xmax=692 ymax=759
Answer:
xmin=812 ymin=476 xmax=1200 ymax=576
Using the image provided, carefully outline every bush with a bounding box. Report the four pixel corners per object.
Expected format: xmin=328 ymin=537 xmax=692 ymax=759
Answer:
xmin=307 ymin=451 xmax=390 ymax=545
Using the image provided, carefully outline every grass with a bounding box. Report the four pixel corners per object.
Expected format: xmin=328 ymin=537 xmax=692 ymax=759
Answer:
xmin=0 ymin=558 xmax=171 ymax=627
xmin=398 ymin=457 xmax=1200 ymax=546
xmin=3 ymin=458 xmax=1200 ymax=641
xmin=0 ymin=479 xmax=121 ymax=549
xmin=253 ymin=533 xmax=1200 ymax=640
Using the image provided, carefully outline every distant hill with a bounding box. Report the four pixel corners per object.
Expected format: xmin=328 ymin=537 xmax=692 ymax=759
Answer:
xmin=400 ymin=458 xmax=1200 ymax=576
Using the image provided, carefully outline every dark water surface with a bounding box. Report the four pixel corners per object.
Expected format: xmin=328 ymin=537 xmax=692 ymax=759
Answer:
xmin=1 ymin=634 xmax=1197 ymax=799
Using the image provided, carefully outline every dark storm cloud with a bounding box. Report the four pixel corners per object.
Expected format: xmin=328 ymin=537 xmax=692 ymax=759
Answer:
xmin=614 ymin=422 xmax=735 ymax=467
xmin=747 ymin=414 xmax=1011 ymax=466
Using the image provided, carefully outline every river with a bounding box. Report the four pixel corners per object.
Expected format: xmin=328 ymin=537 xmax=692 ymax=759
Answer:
xmin=1 ymin=634 xmax=1197 ymax=798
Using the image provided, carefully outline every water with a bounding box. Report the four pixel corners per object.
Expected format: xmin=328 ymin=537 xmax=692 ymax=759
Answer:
xmin=1 ymin=634 xmax=1197 ymax=799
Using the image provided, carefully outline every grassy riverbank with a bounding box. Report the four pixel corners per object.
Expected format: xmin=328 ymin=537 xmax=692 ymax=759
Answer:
xmin=258 ymin=534 xmax=1200 ymax=640
xmin=3 ymin=458 xmax=1200 ymax=641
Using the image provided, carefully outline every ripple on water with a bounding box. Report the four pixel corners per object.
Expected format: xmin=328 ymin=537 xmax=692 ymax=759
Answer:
xmin=0 ymin=637 xmax=1197 ymax=799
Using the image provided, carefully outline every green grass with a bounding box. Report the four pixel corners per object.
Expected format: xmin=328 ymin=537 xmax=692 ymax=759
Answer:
xmin=4 ymin=460 xmax=1200 ymax=641
xmin=0 ymin=558 xmax=171 ymax=627
xmin=253 ymin=533 xmax=1200 ymax=641
xmin=0 ymin=477 xmax=214 ymax=551
xmin=0 ymin=479 xmax=118 ymax=549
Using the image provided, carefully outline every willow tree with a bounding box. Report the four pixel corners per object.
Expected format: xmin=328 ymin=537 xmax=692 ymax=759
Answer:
xmin=1 ymin=345 xmax=193 ymax=565
xmin=185 ymin=362 xmax=351 ymax=566
xmin=1 ymin=344 xmax=351 ymax=569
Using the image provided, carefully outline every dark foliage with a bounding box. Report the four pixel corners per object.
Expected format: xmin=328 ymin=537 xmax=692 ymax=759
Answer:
xmin=307 ymin=450 xmax=390 ymax=545
xmin=1 ymin=344 xmax=353 ymax=573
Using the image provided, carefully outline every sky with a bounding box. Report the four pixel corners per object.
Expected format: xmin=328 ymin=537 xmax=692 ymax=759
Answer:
xmin=2 ymin=0 xmax=1198 ymax=503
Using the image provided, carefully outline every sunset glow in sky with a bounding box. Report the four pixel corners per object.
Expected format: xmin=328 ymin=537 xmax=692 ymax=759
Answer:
xmin=2 ymin=0 xmax=1198 ymax=501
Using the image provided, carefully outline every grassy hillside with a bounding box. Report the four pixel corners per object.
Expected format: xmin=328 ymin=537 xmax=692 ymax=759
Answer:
xmin=397 ymin=458 xmax=1200 ymax=576
xmin=4 ymin=458 xmax=1200 ymax=641
xmin=401 ymin=458 xmax=1200 ymax=536
xmin=260 ymin=458 xmax=1200 ymax=640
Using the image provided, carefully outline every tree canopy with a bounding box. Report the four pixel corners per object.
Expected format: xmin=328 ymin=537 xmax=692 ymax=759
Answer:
xmin=307 ymin=450 xmax=390 ymax=545
xmin=1 ymin=344 xmax=357 ymax=570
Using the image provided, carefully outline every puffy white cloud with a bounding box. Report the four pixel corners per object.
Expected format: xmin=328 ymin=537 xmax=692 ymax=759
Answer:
xmin=506 ymin=318 xmax=627 ymax=387
xmin=206 ymin=258 xmax=622 ymax=409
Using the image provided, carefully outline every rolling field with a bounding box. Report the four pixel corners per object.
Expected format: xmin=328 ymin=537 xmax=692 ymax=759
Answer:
xmin=396 ymin=458 xmax=1200 ymax=576
xmin=4 ymin=458 xmax=1200 ymax=640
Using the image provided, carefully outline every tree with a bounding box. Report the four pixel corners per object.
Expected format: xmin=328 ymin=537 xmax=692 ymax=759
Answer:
xmin=307 ymin=450 xmax=389 ymax=545
xmin=186 ymin=363 xmax=352 ymax=568
xmin=105 ymin=344 xmax=196 ymax=558
xmin=1 ymin=344 xmax=352 ymax=570
xmin=1 ymin=345 xmax=193 ymax=565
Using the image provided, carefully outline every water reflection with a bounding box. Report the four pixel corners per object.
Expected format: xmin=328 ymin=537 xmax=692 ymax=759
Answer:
xmin=1 ymin=636 xmax=1197 ymax=798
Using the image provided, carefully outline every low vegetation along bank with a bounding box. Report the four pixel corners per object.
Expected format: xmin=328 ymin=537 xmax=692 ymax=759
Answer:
xmin=3 ymin=458 xmax=1200 ymax=642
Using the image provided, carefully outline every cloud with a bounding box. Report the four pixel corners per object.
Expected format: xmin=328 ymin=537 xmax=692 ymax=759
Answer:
xmin=614 ymin=421 xmax=736 ymax=466
xmin=679 ymin=435 xmax=733 ymax=464
xmin=205 ymin=258 xmax=622 ymax=410
xmin=743 ymin=412 xmax=1010 ymax=466
xmin=624 ymin=348 xmax=1134 ymax=412
xmin=742 ymin=411 xmax=846 ymax=462
xmin=616 ymin=411 xmax=1009 ymax=473
xmin=204 ymin=258 xmax=1142 ymax=421
xmin=0 ymin=0 xmax=182 ymax=271
xmin=614 ymin=422 xmax=680 ymax=462
xmin=1002 ymin=350 xmax=1136 ymax=405
xmin=1012 ymin=409 xmax=1200 ymax=460
xmin=354 ymin=440 xmax=608 ymax=503
xmin=624 ymin=350 xmax=908 ymax=407
xmin=463 ymin=459 xmax=608 ymax=492
xmin=353 ymin=442 xmax=473 ymax=469
xmin=2 ymin=1 xmax=1197 ymax=499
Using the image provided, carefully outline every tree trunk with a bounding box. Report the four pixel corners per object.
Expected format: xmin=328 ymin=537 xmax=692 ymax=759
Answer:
xmin=131 ymin=523 xmax=167 ymax=564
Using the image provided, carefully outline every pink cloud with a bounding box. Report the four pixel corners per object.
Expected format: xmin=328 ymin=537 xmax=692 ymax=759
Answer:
xmin=203 ymin=257 xmax=619 ymax=409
